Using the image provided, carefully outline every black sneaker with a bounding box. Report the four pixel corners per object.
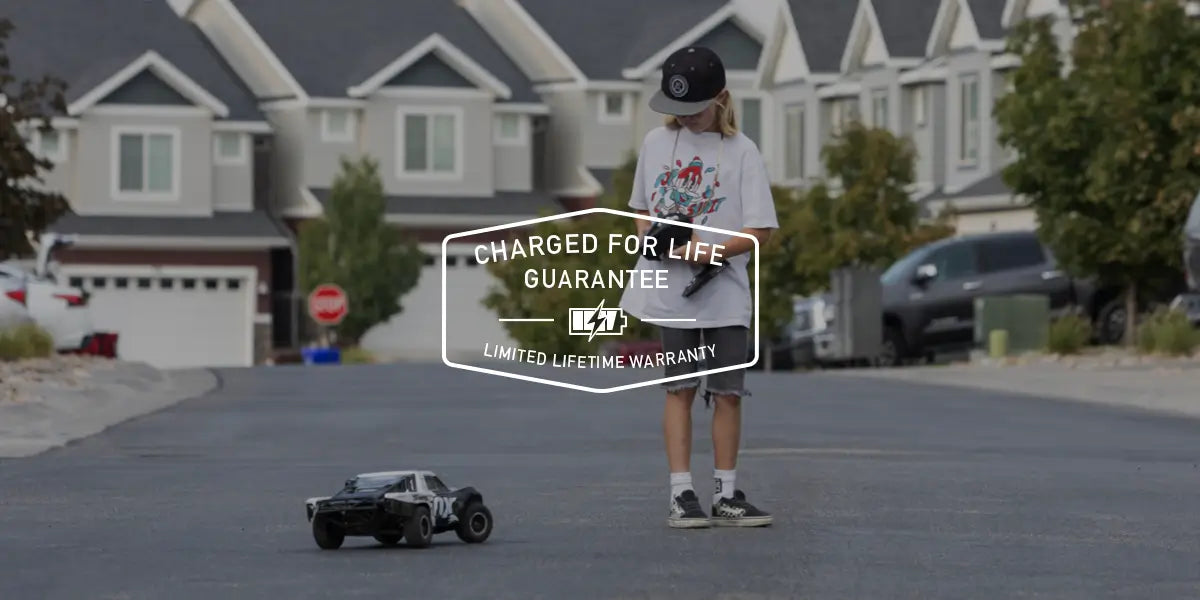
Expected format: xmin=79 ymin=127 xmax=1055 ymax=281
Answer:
xmin=711 ymin=490 xmax=773 ymax=527
xmin=668 ymin=490 xmax=710 ymax=528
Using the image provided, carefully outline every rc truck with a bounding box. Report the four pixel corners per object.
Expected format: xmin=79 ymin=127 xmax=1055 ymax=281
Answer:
xmin=304 ymin=470 xmax=493 ymax=549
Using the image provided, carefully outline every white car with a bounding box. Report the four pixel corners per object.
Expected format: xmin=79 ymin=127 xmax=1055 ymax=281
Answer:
xmin=0 ymin=276 xmax=35 ymax=332
xmin=0 ymin=261 xmax=94 ymax=351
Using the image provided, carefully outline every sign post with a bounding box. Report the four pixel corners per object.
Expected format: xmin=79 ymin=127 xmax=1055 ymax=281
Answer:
xmin=308 ymin=283 xmax=348 ymax=349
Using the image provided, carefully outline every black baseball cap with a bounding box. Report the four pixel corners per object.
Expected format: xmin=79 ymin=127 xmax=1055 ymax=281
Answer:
xmin=649 ymin=46 xmax=726 ymax=116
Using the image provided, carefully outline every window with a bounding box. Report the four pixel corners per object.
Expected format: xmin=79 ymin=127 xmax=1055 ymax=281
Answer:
xmin=424 ymin=475 xmax=449 ymax=494
xmin=979 ymin=235 xmax=1046 ymax=273
xmin=599 ymin=92 xmax=629 ymax=123
xmin=959 ymin=74 xmax=980 ymax=164
xmin=871 ymin=88 xmax=888 ymax=129
xmin=114 ymin=128 xmax=178 ymax=199
xmin=35 ymin=128 xmax=65 ymax=162
xmin=321 ymin=108 xmax=354 ymax=142
xmin=397 ymin=107 xmax=461 ymax=178
xmin=493 ymin=113 xmax=524 ymax=145
xmin=783 ymin=103 xmax=805 ymax=180
xmin=831 ymin=98 xmax=859 ymax=134
xmin=913 ymin=87 xmax=926 ymax=128
xmin=926 ymin=242 xmax=979 ymax=281
xmin=213 ymin=132 xmax=246 ymax=165
xmin=740 ymin=97 xmax=763 ymax=148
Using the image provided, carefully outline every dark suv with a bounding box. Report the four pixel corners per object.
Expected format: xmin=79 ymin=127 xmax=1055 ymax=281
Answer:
xmin=877 ymin=230 xmax=1096 ymax=365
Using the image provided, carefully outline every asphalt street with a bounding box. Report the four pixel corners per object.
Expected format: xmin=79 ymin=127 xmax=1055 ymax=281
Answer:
xmin=2 ymin=363 xmax=1199 ymax=600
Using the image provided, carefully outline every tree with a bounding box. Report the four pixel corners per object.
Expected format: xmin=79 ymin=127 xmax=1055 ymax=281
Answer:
xmin=0 ymin=18 xmax=69 ymax=260
xmin=482 ymin=152 xmax=656 ymax=356
xmin=758 ymin=121 xmax=955 ymax=337
xmin=297 ymin=156 xmax=423 ymax=345
xmin=994 ymin=0 xmax=1200 ymax=344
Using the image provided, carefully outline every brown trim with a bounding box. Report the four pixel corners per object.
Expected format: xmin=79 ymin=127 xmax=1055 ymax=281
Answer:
xmin=56 ymin=248 xmax=274 ymax=313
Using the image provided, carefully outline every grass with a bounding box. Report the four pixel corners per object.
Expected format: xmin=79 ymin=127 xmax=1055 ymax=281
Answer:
xmin=340 ymin=346 xmax=375 ymax=364
xmin=0 ymin=323 xmax=55 ymax=361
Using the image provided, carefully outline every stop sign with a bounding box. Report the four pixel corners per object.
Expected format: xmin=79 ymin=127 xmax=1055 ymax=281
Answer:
xmin=308 ymin=284 xmax=348 ymax=325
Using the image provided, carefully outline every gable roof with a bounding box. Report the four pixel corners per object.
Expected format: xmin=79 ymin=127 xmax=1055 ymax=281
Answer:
xmin=787 ymin=0 xmax=860 ymax=74
xmin=515 ymin=0 xmax=730 ymax=81
xmin=0 ymin=0 xmax=263 ymax=120
xmin=967 ymin=0 xmax=1009 ymax=39
xmin=229 ymin=0 xmax=538 ymax=102
xmin=926 ymin=0 xmax=1008 ymax=57
xmin=872 ymin=0 xmax=944 ymax=59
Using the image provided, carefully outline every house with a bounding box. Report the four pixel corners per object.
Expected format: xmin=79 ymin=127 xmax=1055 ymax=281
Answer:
xmin=176 ymin=0 xmax=566 ymax=361
xmin=3 ymin=0 xmax=292 ymax=369
xmin=465 ymin=0 xmax=779 ymax=199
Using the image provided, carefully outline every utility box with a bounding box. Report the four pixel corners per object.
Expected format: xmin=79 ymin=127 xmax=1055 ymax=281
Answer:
xmin=814 ymin=267 xmax=882 ymax=362
xmin=973 ymin=294 xmax=1050 ymax=355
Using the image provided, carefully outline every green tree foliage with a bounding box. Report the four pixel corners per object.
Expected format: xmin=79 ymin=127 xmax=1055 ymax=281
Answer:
xmin=758 ymin=121 xmax=955 ymax=336
xmin=482 ymin=152 xmax=656 ymax=356
xmin=0 ymin=18 xmax=69 ymax=260
xmin=994 ymin=0 xmax=1200 ymax=344
xmin=297 ymin=156 xmax=423 ymax=345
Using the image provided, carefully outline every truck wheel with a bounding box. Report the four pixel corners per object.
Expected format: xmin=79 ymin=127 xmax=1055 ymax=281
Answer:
xmin=455 ymin=501 xmax=493 ymax=543
xmin=312 ymin=514 xmax=344 ymax=550
xmin=1096 ymin=299 xmax=1126 ymax=345
xmin=404 ymin=505 xmax=434 ymax=548
xmin=374 ymin=534 xmax=402 ymax=545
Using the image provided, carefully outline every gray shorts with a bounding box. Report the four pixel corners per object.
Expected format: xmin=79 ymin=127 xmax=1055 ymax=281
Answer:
xmin=658 ymin=325 xmax=751 ymax=401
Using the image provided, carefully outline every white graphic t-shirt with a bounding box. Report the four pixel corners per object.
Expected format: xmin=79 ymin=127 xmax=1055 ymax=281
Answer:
xmin=619 ymin=125 xmax=779 ymax=329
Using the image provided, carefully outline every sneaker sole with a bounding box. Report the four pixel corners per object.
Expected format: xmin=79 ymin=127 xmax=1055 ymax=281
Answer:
xmin=667 ymin=516 xmax=711 ymax=528
xmin=711 ymin=516 xmax=773 ymax=527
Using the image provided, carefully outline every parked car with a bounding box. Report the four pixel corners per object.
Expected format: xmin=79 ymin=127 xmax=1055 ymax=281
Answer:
xmin=0 ymin=276 xmax=35 ymax=331
xmin=0 ymin=262 xmax=95 ymax=351
xmin=784 ymin=230 xmax=1180 ymax=367
xmin=1171 ymin=190 xmax=1200 ymax=324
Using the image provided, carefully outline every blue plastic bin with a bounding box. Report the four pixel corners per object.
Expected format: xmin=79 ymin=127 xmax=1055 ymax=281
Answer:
xmin=302 ymin=346 xmax=341 ymax=365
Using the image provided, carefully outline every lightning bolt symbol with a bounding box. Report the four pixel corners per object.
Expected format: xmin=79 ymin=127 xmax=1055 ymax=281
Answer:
xmin=586 ymin=298 xmax=608 ymax=342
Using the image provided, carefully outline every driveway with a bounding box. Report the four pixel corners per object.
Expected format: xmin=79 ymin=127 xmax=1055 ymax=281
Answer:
xmin=1 ymin=363 xmax=1197 ymax=599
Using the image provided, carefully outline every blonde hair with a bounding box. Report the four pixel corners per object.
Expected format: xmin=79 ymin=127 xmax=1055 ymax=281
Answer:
xmin=664 ymin=89 xmax=737 ymax=136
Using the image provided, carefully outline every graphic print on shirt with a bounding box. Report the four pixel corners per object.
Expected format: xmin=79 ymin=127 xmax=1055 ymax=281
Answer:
xmin=650 ymin=155 xmax=727 ymax=225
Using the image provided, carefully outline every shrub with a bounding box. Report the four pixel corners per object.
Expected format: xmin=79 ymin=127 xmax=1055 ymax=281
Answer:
xmin=1047 ymin=313 xmax=1092 ymax=354
xmin=1137 ymin=307 xmax=1200 ymax=356
xmin=0 ymin=323 xmax=55 ymax=361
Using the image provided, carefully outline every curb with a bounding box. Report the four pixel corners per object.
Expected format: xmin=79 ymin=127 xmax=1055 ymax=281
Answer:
xmin=0 ymin=362 xmax=220 ymax=459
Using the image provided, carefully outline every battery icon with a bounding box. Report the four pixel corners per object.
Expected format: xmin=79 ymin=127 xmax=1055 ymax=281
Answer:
xmin=568 ymin=300 xmax=628 ymax=340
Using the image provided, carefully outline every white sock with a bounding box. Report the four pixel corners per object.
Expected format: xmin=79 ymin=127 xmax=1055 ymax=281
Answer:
xmin=714 ymin=469 xmax=736 ymax=503
xmin=670 ymin=472 xmax=693 ymax=500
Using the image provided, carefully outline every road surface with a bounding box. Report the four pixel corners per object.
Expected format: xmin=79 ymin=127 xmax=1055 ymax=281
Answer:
xmin=1 ymin=363 xmax=1198 ymax=599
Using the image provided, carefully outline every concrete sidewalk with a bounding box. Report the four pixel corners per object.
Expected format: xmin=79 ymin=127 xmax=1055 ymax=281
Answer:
xmin=0 ymin=360 xmax=219 ymax=458
xmin=828 ymin=356 xmax=1200 ymax=419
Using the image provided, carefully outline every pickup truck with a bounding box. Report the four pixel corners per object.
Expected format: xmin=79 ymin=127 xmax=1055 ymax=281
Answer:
xmin=784 ymin=230 xmax=1176 ymax=367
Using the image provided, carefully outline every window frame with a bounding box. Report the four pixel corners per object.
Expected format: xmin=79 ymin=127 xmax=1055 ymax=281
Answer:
xmin=597 ymin=92 xmax=630 ymax=124
xmin=395 ymin=105 xmax=465 ymax=181
xmin=959 ymin=74 xmax=981 ymax=166
xmin=320 ymin=108 xmax=355 ymax=143
xmin=492 ymin=112 xmax=526 ymax=146
xmin=926 ymin=240 xmax=980 ymax=282
xmin=870 ymin=88 xmax=889 ymax=129
xmin=913 ymin=86 xmax=927 ymax=128
xmin=33 ymin=127 xmax=67 ymax=163
xmin=783 ymin=103 xmax=805 ymax=181
xmin=110 ymin=125 xmax=182 ymax=202
xmin=213 ymin=131 xmax=248 ymax=166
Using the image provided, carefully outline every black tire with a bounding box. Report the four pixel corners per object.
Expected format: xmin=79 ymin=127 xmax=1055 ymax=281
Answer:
xmin=312 ymin=514 xmax=344 ymax=550
xmin=455 ymin=501 xmax=493 ymax=544
xmin=404 ymin=505 xmax=434 ymax=548
xmin=1095 ymin=299 xmax=1127 ymax=345
xmin=879 ymin=325 xmax=906 ymax=367
xmin=374 ymin=534 xmax=402 ymax=545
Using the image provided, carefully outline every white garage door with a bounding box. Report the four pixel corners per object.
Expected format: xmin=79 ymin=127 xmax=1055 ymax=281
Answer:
xmin=360 ymin=246 xmax=516 ymax=362
xmin=62 ymin=266 xmax=256 ymax=369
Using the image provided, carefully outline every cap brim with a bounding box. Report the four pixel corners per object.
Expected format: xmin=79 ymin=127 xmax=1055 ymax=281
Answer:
xmin=649 ymin=90 xmax=714 ymax=116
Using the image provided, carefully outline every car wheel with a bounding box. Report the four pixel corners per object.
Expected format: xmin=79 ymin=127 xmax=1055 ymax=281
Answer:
xmin=404 ymin=505 xmax=434 ymax=548
xmin=374 ymin=534 xmax=402 ymax=545
xmin=878 ymin=325 xmax=905 ymax=367
xmin=312 ymin=514 xmax=344 ymax=550
xmin=1096 ymin=299 xmax=1126 ymax=345
xmin=455 ymin=501 xmax=493 ymax=544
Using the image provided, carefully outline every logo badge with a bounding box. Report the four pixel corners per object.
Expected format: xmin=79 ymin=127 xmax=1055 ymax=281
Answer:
xmin=668 ymin=74 xmax=689 ymax=98
xmin=568 ymin=299 xmax=628 ymax=342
